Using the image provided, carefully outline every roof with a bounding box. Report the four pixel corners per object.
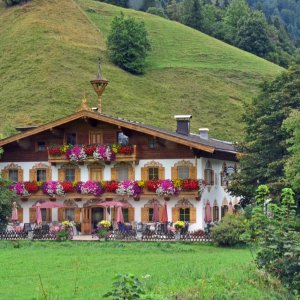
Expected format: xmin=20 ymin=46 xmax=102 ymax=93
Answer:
xmin=0 ymin=110 xmax=236 ymax=154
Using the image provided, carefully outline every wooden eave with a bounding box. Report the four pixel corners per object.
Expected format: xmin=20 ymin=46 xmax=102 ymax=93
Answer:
xmin=0 ymin=110 xmax=215 ymax=153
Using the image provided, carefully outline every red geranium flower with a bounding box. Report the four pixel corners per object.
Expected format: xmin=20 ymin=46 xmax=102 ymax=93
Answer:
xmin=24 ymin=181 xmax=39 ymax=193
xmin=105 ymin=181 xmax=119 ymax=193
xmin=61 ymin=181 xmax=75 ymax=193
xmin=145 ymin=180 xmax=160 ymax=192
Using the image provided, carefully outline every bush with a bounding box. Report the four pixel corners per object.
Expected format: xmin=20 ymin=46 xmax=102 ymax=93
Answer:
xmin=211 ymin=213 xmax=248 ymax=247
xmin=0 ymin=177 xmax=15 ymax=231
xmin=107 ymin=13 xmax=151 ymax=74
xmin=146 ymin=7 xmax=166 ymax=18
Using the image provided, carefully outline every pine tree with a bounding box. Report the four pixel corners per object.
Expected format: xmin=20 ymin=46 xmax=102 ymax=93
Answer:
xmin=180 ymin=0 xmax=203 ymax=31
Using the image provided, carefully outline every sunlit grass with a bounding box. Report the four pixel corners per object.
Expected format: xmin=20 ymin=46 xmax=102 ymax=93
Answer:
xmin=0 ymin=241 xmax=289 ymax=299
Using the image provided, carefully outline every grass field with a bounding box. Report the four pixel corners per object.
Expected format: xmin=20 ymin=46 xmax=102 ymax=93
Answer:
xmin=0 ymin=241 xmax=289 ymax=299
xmin=0 ymin=0 xmax=283 ymax=140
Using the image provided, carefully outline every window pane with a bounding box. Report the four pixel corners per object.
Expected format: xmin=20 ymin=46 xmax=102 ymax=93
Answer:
xmin=123 ymin=208 xmax=129 ymax=223
xmin=38 ymin=141 xmax=46 ymax=151
xmin=41 ymin=208 xmax=47 ymax=222
xmin=178 ymin=166 xmax=189 ymax=180
xmin=148 ymin=138 xmax=157 ymax=149
xmin=179 ymin=208 xmax=190 ymax=222
xmin=117 ymin=132 xmax=129 ymax=145
xmin=118 ymin=166 xmax=129 ymax=181
xmin=9 ymin=170 xmax=18 ymax=182
xmin=65 ymin=208 xmax=75 ymax=221
xmin=37 ymin=169 xmax=46 ymax=182
xmin=66 ymin=133 xmax=76 ymax=145
xmin=148 ymin=167 xmax=159 ymax=180
xmin=65 ymin=169 xmax=75 ymax=182
xmin=149 ymin=208 xmax=154 ymax=222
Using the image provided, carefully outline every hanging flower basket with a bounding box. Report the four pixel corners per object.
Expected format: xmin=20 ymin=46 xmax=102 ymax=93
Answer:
xmin=195 ymin=196 xmax=201 ymax=201
xmin=164 ymin=196 xmax=170 ymax=201
xmin=49 ymin=197 xmax=56 ymax=202
xmin=133 ymin=196 xmax=140 ymax=201
xmin=74 ymin=198 xmax=82 ymax=202
xmin=20 ymin=197 xmax=28 ymax=202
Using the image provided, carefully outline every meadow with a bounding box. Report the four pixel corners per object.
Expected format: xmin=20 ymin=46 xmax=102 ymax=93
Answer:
xmin=0 ymin=241 xmax=289 ymax=299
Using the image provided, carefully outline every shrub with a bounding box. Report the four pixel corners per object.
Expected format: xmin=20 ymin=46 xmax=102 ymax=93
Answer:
xmin=107 ymin=13 xmax=151 ymax=74
xmin=146 ymin=7 xmax=166 ymax=18
xmin=211 ymin=213 xmax=248 ymax=247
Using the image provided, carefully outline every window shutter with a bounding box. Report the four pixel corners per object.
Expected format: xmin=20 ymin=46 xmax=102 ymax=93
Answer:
xmin=140 ymin=167 xmax=148 ymax=181
xmin=128 ymin=208 xmax=135 ymax=222
xmin=17 ymin=208 xmax=23 ymax=222
xmin=1 ymin=169 xmax=9 ymax=179
xmin=189 ymin=166 xmax=196 ymax=179
xmin=75 ymin=168 xmax=81 ymax=182
xmin=90 ymin=168 xmax=103 ymax=181
xmin=75 ymin=208 xmax=81 ymax=223
xmin=58 ymin=208 xmax=65 ymax=222
xmin=46 ymin=208 xmax=52 ymax=223
xmin=29 ymin=169 xmax=36 ymax=182
xmin=58 ymin=169 xmax=65 ymax=182
xmin=111 ymin=167 xmax=117 ymax=181
xmin=103 ymin=208 xmax=106 ymax=221
xmin=111 ymin=207 xmax=117 ymax=222
xmin=128 ymin=166 xmax=135 ymax=180
xmin=190 ymin=207 xmax=196 ymax=223
xmin=159 ymin=167 xmax=165 ymax=180
xmin=141 ymin=208 xmax=149 ymax=222
xmin=46 ymin=168 xmax=52 ymax=181
xmin=17 ymin=169 xmax=24 ymax=181
xmin=29 ymin=208 xmax=36 ymax=223
xmin=159 ymin=207 xmax=163 ymax=220
xmin=171 ymin=167 xmax=177 ymax=180
xmin=172 ymin=207 xmax=179 ymax=223
xmin=211 ymin=170 xmax=215 ymax=185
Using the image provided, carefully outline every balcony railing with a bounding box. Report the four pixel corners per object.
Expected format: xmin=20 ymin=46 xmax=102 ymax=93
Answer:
xmin=47 ymin=144 xmax=137 ymax=164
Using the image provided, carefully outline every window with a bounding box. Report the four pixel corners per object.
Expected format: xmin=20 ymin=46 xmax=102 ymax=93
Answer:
xmin=37 ymin=141 xmax=46 ymax=151
xmin=90 ymin=131 xmax=103 ymax=145
xmin=41 ymin=208 xmax=47 ymax=222
xmin=179 ymin=208 xmax=190 ymax=222
xmin=204 ymin=161 xmax=214 ymax=185
xmin=117 ymin=165 xmax=129 ymax=181
xmin=148 ymin=208 xmax=154 ymax=221
xmin=148 ymin=137 xmax=157 ymax=149
xmin=221 ymin=205 xmax=228 ymax=218
xmin=148 ymin=167 xmax=159 ymax=180
xmin=66 ymin=133 xmax=76 ymax=145
xmin=8 ymin=170 xmax=18 ymax=182
xmin=213 ymin=206 xmax=219 ymax=222
xmin=178 ymin=166 xmax=190 ymax=180
xmin=123 ymin=208 xmax=129 ymax=223
xmin=117 ymin=132 xmax=129 ymax=145
xmin=37 ymin=169 xmax=46 ymax=182
xmin=65 ymin=208 xmax=75 ymax=221
xmin=65 ymin=169 xmax=75 ymax=182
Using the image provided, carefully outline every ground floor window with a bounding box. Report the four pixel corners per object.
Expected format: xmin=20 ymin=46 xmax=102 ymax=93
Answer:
xmin=221 ymin=205 xmax=228 ymax=218
xmin=65 ymin=208 xmax=75 ymax=221
xmin=179 ymin=208 xmax=190 ymax=222
xmin=41 ymin=208 xmax=47 ymax=222
xmin=213 ymin=206 xmax=219 ymax=222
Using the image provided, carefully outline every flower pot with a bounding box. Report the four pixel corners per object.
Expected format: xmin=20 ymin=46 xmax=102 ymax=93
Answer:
xmin=49 ymin=197 xmax=56 ymax=202
xmin=20 ymin=197 xmax=28 ymax=202
xmin=164 ymin=196 xmax=170 ymax=201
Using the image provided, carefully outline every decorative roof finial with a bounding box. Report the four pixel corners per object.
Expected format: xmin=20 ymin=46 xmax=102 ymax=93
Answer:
xmin=96 ymin=57 xmax=104 ymax=80
xmin=77 ymin=92 xmax=91 ymax=111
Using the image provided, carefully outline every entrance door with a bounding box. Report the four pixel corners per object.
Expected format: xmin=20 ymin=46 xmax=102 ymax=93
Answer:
xmin=82 ymin=208 xmax=91 ymax=234
xmin=92 ymin=207 xmax=104 ymax=230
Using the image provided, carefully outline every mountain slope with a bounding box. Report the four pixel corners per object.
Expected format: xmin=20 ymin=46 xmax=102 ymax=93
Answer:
xmin=0 ymin=0 xmax=283 ymax=140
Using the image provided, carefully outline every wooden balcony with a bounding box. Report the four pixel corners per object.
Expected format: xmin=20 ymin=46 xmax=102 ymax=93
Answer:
xmin=48 ymin=145 xmax=137 ymax=164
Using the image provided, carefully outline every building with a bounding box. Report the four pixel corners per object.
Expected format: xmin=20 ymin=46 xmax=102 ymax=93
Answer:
xmin=0 ymin=70 xmax=238 ymax=234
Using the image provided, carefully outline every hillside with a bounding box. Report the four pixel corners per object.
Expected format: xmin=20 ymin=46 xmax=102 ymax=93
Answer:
xmin=0 ymin=0 xmax=283 ymax=140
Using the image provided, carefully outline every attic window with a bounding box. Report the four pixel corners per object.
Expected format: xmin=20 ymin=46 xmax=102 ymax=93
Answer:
xmin=66 ymin=133 xmax=76 ymax=145
xmin=37 ymin=141 xmax=46 ymax=151
xmin=148 ymin=137 xmax=157 ymax=149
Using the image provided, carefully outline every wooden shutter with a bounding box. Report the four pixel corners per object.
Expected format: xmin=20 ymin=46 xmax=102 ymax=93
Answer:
xmin=159 ymin=167 xmax=165 ymax=180
xmin=17 ymin=208 xmax=23 ymax=223
xmin=190 ymin=207 xmax=196 ymax=223
xmin=17 ymin=169 xmax=24 ymax=181
xmin=128 ymin=207 xmax=135 ymax=222
xmin=1 ymin=169 xmax=9 ymax=179
xmin=58 ymin=169 xmax=65 ymax=181
xmin=90 ymin=168 xmax=102 ymax=181
xmin=189 ymin=166 xmax=196 ymax=179
xmin=90 ymin=131 xmax=103 ymax=144
xmin=140 ymin=167 xmax=148 ymax=181
xmin=171 ymin=167 xmax=177 ymax=180
xmin=159 ymin=207 xmax=163 ymax=220
xmin=111 ymin=207 xmax=117 ymax=222
xmin=46 ymin=168 xmax=52 ymax=181
xmin=29 ymin=208 xmax=36 ymax=223
xmin=128 ymin=166 xmax=135 ymax=180
xmin=58 ymin=208 xmax=65 ymax=222
xmin=141 ymin=208 xmax=149 ymax=222
xmin=29 ymin=169 xmax=36 ymax=181
xmin=172 ymin=207 xmax=179 ymax=222
xmin=75 ymin=168 xmax=81 ymax=182
xmin=75 ymin=208 xmax=81 ymax=223
xmin=46 ymin=209 xmax=52 ymax=223
xmin=111 ymin=167 xmax=117 ymax=181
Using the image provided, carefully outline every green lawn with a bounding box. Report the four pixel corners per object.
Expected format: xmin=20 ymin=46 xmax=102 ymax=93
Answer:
xmin=0 ymin=0 xmax=283 ymax=140
xmin=0 ymin=241 xmax=289 ymax=299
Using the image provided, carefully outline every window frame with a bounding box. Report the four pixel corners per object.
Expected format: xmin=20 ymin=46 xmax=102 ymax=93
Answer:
xmin=178 ymin=166 xmax=190 ymax=180
xmin=8 ymin=169 xmax=19 ymax=182
xmin=148 ymin=167 xmax=159 ymax=180
xmin=148 ymin=137 xmax=157 ymax=149
xmin=37 ymin=169 xmax=47 ymax=182
xmin=65 ymin=168 xmax=76 ymax=182
xmin=65 ymin=133 xmax=77 ymax=145
xmin=179 ymin=208 xmax=190 ymax=222
xmin=37 ymin=141 xmax=46 ymax=152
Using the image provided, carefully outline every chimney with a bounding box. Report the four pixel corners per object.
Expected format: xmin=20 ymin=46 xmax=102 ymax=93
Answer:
xmin=174 ymin=115 xmax=192 ymax=135
xmin=199 ymin=128 xmax=209 ymax=140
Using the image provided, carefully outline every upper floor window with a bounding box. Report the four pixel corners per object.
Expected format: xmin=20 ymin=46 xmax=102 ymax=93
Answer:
xmin=37 ymin=169 xmax=47 ymax=182
xmin=65 ymin=169 xmax=75 ymax=182
xmin=66 ymin=133 xmax=76 ymax=145
xmin=9 ymin=169 xmax=18 ymax=182
xmin=117 ymin=165 xmax=129 ymax=181
xmin=148 ymin=167 xmax=159 ymax=180
xmin=37 ymin=141 xmax=46 ymax=151
xmin=65 ymin=208 xmax=75 ymax=221
xmin=148 ymin=137 xmax=157 ymax=149
xmin=178 ymin=166 xmax=190 ymax=180
xmin=117 ymin=132 xmax=129 ymax=145
xmin=90 ymin=131 xmax=103 ymax=145
xmin=204 ymin=160 xmax=214 ymax=185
